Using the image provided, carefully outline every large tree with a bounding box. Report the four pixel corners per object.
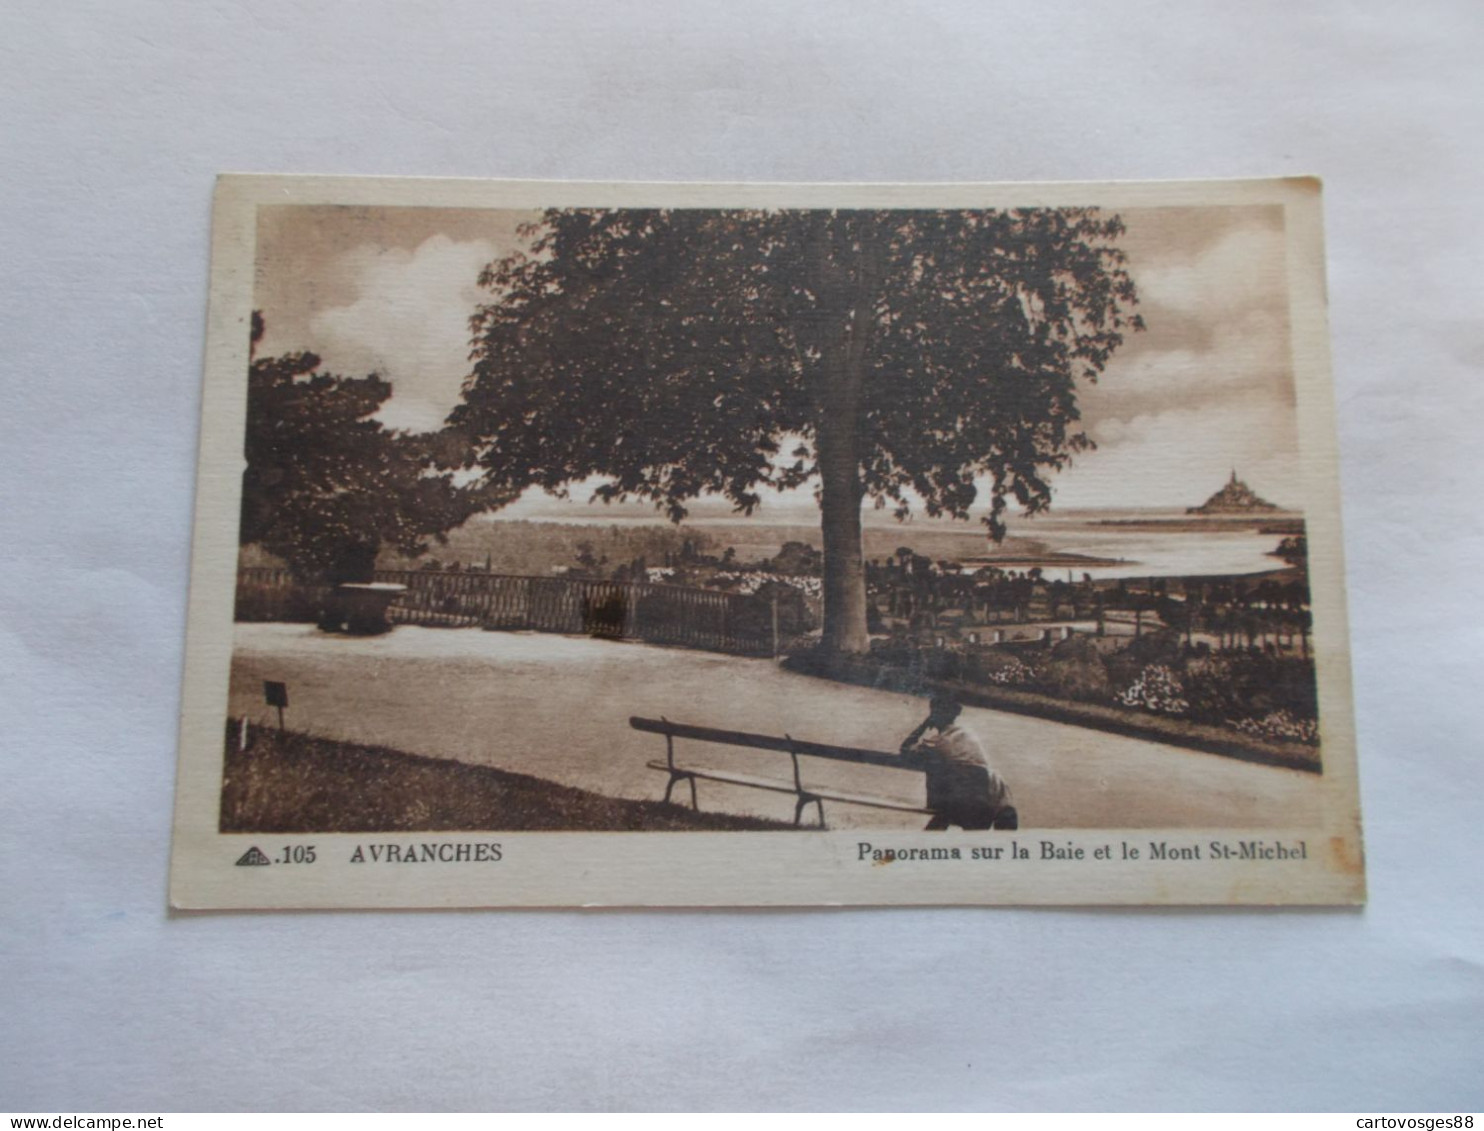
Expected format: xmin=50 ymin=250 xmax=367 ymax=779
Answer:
xmin=242 ymin=313 xmax=498 ymax=584
xmin=453 ymin=209 xmax=1142 ymax=652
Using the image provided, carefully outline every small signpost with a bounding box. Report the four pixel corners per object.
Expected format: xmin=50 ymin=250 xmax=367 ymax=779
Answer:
xmin=263 ymin=680 xmax=288 ymax=731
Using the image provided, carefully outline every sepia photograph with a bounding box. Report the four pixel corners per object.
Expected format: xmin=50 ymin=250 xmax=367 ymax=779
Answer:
xmin=170 ymin=175 xmax=1363 ymax=908
xmin=14 ymin=0 xmax=1484 ymax=1112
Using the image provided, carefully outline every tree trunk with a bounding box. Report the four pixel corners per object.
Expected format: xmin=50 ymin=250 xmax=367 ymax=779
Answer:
xmin=817 ymin=409 xmax=870 ymax=654
xmin=806 ymin=215 xmax=879 ymax=656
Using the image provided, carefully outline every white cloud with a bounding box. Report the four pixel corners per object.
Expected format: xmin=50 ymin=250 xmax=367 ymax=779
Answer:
xmin=309 ymin=235 xmax=497 ymax=433
xmin=1133 ymin=220 xmax=1288 ymax=323
xmin=1053 ymin=398 xmax=1301 ymax=509
xmin=1090 ymin=304 xmax=1292 ymax=417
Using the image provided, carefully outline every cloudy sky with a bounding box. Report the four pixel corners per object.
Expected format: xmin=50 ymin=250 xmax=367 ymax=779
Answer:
xmin=1069 ymin=204 xmax=1297 ymax=508
xmin=255 ymin=205 xmax=535 ymax=433
xmin=253 ymin=202 xmax=1299 ymax=513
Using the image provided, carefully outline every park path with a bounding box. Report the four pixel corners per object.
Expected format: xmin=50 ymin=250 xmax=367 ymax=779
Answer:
xmin=228 ymin=623 xmax=1323 ymax=831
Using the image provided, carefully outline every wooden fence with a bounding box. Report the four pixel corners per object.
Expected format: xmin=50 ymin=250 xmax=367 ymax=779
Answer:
xmin=236 ymin=567 xmax=781 ymax=657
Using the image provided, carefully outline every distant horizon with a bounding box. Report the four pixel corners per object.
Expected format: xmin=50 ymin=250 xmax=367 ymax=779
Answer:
xmin=469 ymin=479 xmax=1302 ymax=531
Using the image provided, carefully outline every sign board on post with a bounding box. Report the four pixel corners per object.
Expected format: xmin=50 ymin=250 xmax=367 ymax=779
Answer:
xmin=263 ymin=681 xmax=288 ymax=730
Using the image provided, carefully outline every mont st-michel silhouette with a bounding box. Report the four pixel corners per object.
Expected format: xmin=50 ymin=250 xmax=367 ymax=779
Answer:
xmin=1186 ymin=470 xmax=1283 ymax=515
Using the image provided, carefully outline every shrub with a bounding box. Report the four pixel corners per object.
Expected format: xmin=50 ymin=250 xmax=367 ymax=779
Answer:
xmin=1182 ymin=658 xmax=1246 ymax=727
xmin=1043 ymin=635 xmax=1112 ymax=702
xmin=1184 ymin=652 xmax=1318 ymax=728
xmin=1233 ymin=710 xmax=1320 ymax=745
xmin=1117 ymin=664 xmax=1190 ymax=716
xmin=984 ymin=656 xmax=1038 ymax=687
xmin=968 ymin=648 xmax=1040 ymax=688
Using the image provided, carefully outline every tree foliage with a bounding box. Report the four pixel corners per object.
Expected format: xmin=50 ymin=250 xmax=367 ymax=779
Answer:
xmin=241 ymin=315 xmax=499 ymax=583
xmin=454 ymin=208 xmax=1142 ymax=650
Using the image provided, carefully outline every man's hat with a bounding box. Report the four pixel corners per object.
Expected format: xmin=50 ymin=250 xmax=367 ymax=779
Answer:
xmin=928 ymin=690 xmax=962 ymax=715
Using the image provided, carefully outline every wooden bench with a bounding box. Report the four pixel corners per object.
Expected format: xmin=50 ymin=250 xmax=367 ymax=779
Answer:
xmin=631 ymin=715 xmax=932 ymax=828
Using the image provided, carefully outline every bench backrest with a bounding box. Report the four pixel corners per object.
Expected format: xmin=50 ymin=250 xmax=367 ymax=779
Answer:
xmin=629 ymin=716 xmax=910 ymax=770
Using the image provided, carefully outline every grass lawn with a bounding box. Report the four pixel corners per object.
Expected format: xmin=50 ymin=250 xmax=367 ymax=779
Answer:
xmin=220 ymin=722 xmax=794 ymax=833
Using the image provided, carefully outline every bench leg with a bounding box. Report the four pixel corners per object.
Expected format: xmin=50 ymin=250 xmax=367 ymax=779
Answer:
xmin=793 ymin=793 xmax=827 ymax=829
xmin=664 ymin=772 xmax=700 ymax=810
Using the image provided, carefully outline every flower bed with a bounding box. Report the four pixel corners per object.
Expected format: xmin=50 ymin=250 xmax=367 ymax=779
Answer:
xmin=782 ymin=640 xmax=1323 ymax=773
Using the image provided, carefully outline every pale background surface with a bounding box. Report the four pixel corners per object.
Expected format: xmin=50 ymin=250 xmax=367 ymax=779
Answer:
xmin=2 ymin=0 xmax=1481 ymax=1112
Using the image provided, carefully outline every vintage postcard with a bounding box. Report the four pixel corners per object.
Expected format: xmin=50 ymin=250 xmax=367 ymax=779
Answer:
xmin=170 ymin=175 xmax=1364 ymax=909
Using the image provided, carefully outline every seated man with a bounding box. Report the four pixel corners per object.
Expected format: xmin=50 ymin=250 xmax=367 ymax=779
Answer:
xmin=900 ymin=692 xmax=1017 ymax=831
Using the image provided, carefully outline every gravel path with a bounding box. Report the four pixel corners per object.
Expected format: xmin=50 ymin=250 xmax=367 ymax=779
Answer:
xmin=229 ymin=623 xmax=1323 ymax=830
